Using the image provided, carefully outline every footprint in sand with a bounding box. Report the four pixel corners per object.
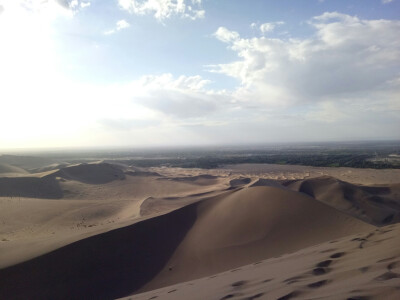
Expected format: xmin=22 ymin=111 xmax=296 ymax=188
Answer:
xmin=359 ymin=266 xmax=370 ymax=273
xmin=307 ymin=279 xmax=329 ymax=288
xmin=388 ymin=261 xmax=400 ymax=270
xmin=316 ymin=260 xmax=332 ymax=268
xmin=219 ymin=294 xmax=239 ymax=300
xmin=277 ymin=291 xmax=301 ymax=300
xmin=313 ymin=267 xmax=330 ymax=275
xmin=330 ymin=252 xmax=346 ymax=259
xmin=167 ymin=289 xmax=177 ymax=293
xmin=243 ymin=292 xmax=264 ymax=300
xmin=374 ymin=271 xmax=400 ymax=281
xmin=231 ymin=280 xmax=247 ymax=288
xmin=283 ymin=275 xmax=304 ymax=284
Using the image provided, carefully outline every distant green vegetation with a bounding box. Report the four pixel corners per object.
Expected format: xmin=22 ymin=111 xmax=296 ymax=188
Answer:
xmin=122 ymin=152 xmax=400 ymax=169
xmin=29 ymin=141 xmax=400 ymax=170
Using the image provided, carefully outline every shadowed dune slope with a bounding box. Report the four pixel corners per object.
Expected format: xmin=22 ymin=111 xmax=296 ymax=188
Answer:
xmin=0 ymin=163 xmax=125 ymax=199
xmin=157 ymin=174 xmax=219 ymax=186
xmin=50 ymin=163 xmax=125 ymax=184
xmin=250 ymin=178 xmax=287 ymax=189
xmin=0 ymin=185 xmax=376 ymax=299
xmin=0 ymin=163 xmax=28 ymax=175
xmin=0 ymin=176 xmax=63 ymax=199
xmin=129 ymin=222 xmax=400 ymax=300
xmin=0 ymin=155 xmax=54 ymax=170
xmin=141 ymin=186 xmax=375 ymax=292
xmin=286 ymin=176 xmax=400 ymax=226
xmin=0 ymin=204 xmax=197 ymax=300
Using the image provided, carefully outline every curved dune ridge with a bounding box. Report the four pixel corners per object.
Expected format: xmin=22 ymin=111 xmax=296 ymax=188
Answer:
xmin=0 ymin=163 xmax=126 ymax=198
xmin=286 ymin=176 xmax=400 ymax=226
xmin=127 ymin=222 xmax=400 ymax=300
xmin=51 ymin=162 xmax=126 ymax=184
xmin=0 ymin=163 xmax=28 ymax=176
xmin=0 ymin=185 xmax=375 ymax=299
xmin=140 ymin=186 xmax=374 ymax=292
xmin=0 ymin=155 xmax=54 ymax=170
xmin=0 ymin=176 xmax=63 ymax=199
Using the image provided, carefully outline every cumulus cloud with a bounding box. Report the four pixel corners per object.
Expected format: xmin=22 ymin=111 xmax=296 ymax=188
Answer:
xmin=118 ymin=0 xmax=204 ymax=21
xmin=214 ymin=27 xmax=240 ymax=43
xmin=55 ymin=0 xmax=91 ymax=12
xmin=126 ymin=73 xmax=229 ymax=118
xmin=104 ymin=19 xmax=130 ymax=35
xmin=0 ymin=0 xmax=91 ymax=17
xmin=210 ymin=12 xmax=400 ymax=110
xmin=259 ymin=21 xmax=284 ymax=33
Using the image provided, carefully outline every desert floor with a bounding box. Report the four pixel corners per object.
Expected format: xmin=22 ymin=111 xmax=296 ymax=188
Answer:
xmin=0 ymin=160 xmax=399 ymax=299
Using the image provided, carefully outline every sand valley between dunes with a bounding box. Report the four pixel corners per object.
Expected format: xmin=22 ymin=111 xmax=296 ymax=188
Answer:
xmin=0 ymin=161 xmax=399 ymax=299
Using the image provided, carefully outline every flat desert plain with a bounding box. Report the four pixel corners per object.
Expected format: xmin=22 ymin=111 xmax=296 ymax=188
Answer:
xmin=0 ymin=159 xmax=400 ymax=299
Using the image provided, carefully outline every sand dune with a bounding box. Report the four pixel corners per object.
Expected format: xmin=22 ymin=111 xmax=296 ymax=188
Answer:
xmin=0 ymin=201 xmax=198 ymax=299
xmin=229 ymin=177 xmax=252 ymax=188
xmin=140 ymin=186 xmax=374 ymax=292
xmin=125 ymin=170 xmax=162 ymax=177
xmin=0 ymin=155 xmax=55 ymax=170
xmin=286 ymin=176 xmax=400 ymax=226
xmin=0 ymin=185 xmax=374 ymax=299
xmin=129 ymin=222 xmax=400 ymax=300
xmin=29 ymin=163 xmax=71 ymax=174
xmin=0 ymin=163 xmax=29 ymax=176
xmin=0 ymin=163 xmax=126 ymax=199
xmin=250 ymin=178 xmax=287 ymax=189
xmin=0 ymin=176 xmax=63 ymax=199
xmin=1 ymin=161 xmax=399 ymax=300
xmin=51 ymin=162 xmax=126 ymax=184
xmin=157 ymin=174 xmax=219 ymax=186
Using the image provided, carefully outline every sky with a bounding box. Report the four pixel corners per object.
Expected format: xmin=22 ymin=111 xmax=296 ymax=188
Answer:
xmin=0 ymin=0 xmax=399 ymax=149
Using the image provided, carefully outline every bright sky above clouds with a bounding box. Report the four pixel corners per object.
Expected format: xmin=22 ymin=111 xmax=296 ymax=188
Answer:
xmin=0 ymin=0 xmax=399 ymax=149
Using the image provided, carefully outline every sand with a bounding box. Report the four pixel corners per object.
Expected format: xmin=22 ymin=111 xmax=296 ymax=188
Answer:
xmin=127 ymin=222 xmax=400 ymax=300
xmin=0 ymin=160 xmax=399 ymax=299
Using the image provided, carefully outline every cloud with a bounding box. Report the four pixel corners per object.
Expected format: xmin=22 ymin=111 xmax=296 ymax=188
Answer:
xmin=116 ymin=19 xmax=130 ymax=30
xmin=126 ymin=73 xmax=229 ymax=118
xmin=259 ymin=21 xmax=284 ymax=33
xmin=99 ymin=118 xmax=160 ymax=131
xmin=104 ymin=19 xmax=130 ymax=35
xmin=209 ymin=12 xmax=400 ymax=110
xmin=0 ymin=0 xmax=91 ymax=18
xmin=80 ymin=1 xmax=90 ymax=8
xmin=118 ymin=0 xmax=205 ymax=21
xmin=382 ymin=0 xmax=394 ymax=3
xmin=214 ymin=27 xmax=240 ymax=43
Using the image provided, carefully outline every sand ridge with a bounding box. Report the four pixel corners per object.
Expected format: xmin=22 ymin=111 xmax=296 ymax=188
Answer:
xmin=0 ymin=162 xmax=400 ymax=299
xmin=127 ymin=222 xmax=400 ymax=300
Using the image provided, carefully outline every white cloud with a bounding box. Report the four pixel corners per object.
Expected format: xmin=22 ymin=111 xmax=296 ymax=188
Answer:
xmin=126 ymin=73 xmax=229 ymax=118
xmin=104 ymin=19 xmax=130 ymax=35
xmin=214 ymin=27 xmax=240 ymax=43
xmin=259 ymin=21 xmax=284 ymax=33
xmin=118 ymin=0 xmax=205 ymax=21
xmin=80 ymin=2 xmax=91 ymax=8
xmin=382 ymin=0 xmax=394 ymax=3
xmin=116 ymin=19 xmax=130 ymax=30
xmin=210 ymin=12 xmax=400 ymax=110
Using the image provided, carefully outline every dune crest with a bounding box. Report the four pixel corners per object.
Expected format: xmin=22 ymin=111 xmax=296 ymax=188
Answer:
xmin=286 ymin=176 xmax=400 ymax=226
